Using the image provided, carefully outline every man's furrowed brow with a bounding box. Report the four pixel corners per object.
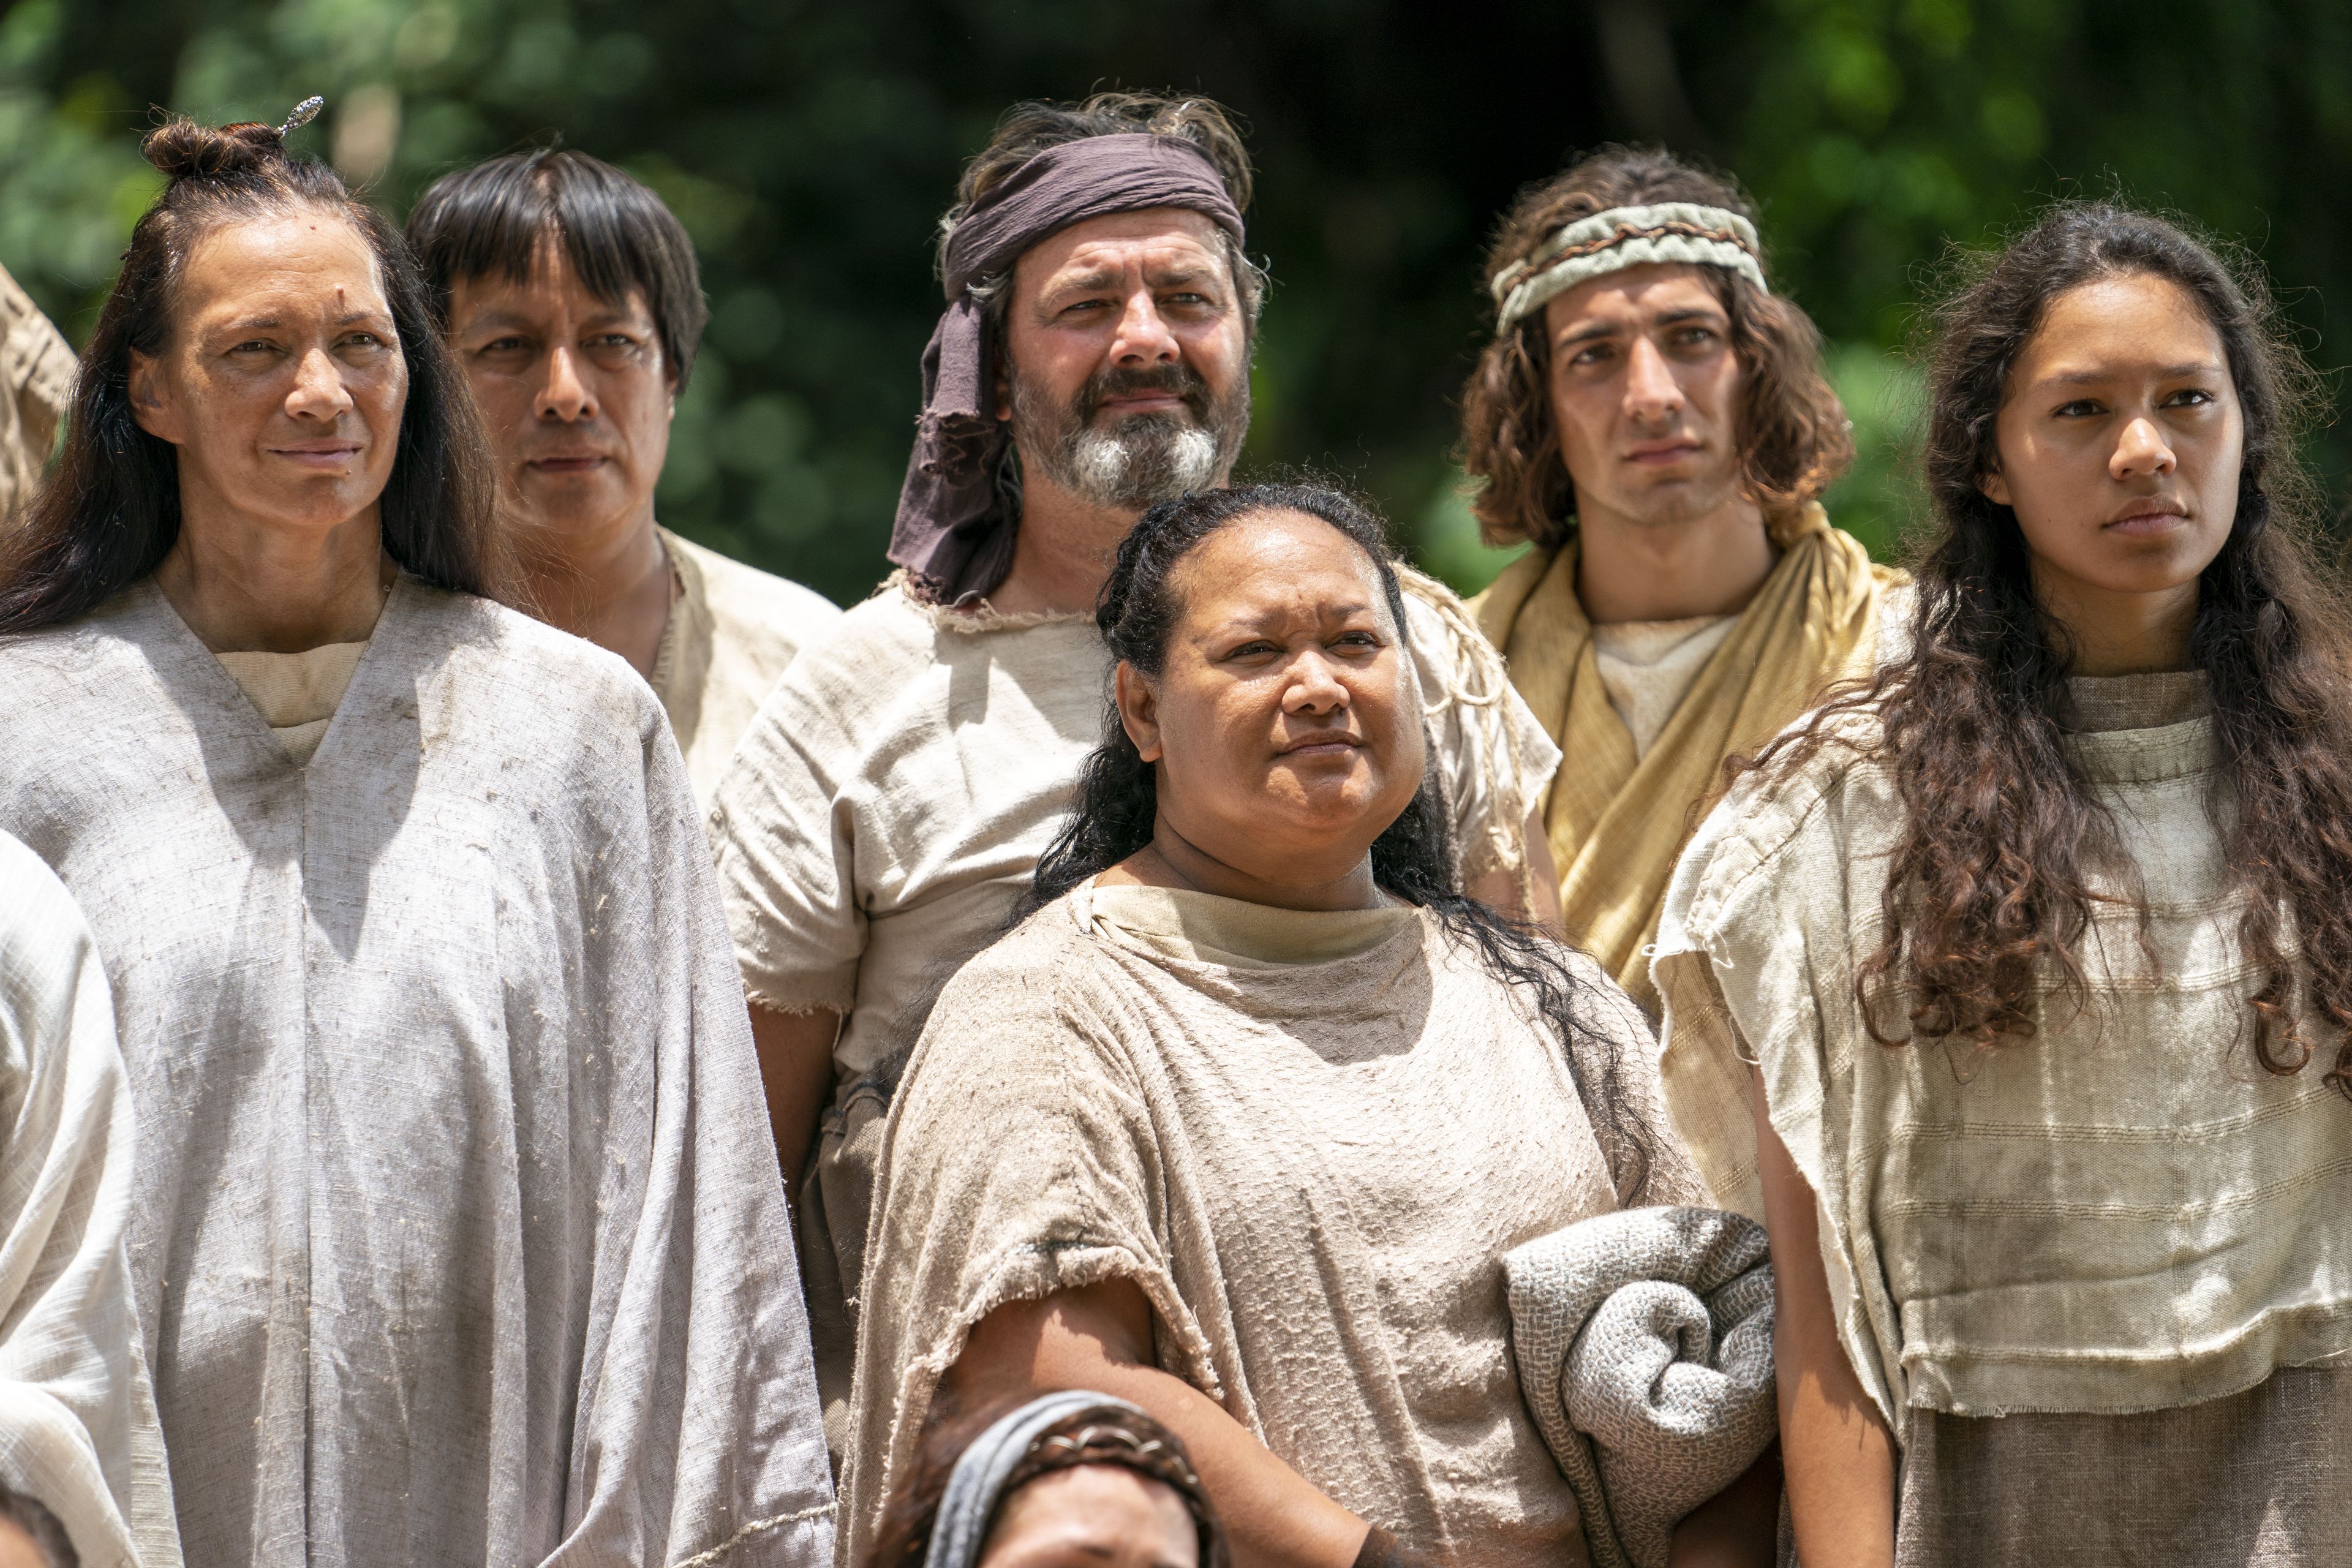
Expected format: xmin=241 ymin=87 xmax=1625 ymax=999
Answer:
xmin=1555 ymin=318 xmax=1627 ymax=349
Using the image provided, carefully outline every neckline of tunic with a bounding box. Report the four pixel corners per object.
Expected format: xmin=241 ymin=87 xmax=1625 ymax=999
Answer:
xmin=1080 ymin=879 xmax=1417 ymax=969
xmin=132 ymin=574 xmax=414 ymax=772
xmin=2061 ymin=671 xmax=2215 ymax=785
xmin=886 ymin=570 xmax=1096 ymax=635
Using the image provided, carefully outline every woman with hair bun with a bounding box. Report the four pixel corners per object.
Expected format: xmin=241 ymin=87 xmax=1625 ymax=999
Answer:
xmin=1654 ymin=202 xmax=2352 ymax=1564
xmin=0 ymin=110 xmax=832 ymax=1564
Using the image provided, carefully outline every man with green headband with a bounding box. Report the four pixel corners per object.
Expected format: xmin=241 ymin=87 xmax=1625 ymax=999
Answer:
xmin=1461 ymin=146 xmax=1906 ymax=1016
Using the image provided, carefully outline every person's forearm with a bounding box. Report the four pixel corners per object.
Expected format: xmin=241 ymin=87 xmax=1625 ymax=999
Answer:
xmin=1041 ymin=1357 xmax=1371 ymax=1568
xmin=1753 ymin=1067 xmax=1896 ymax=1567
xmin=1666 ymin=1443 xmax=1782 ymax=1568
xmin=747 ymin=1003 xmax=841 ymax=1207
xmin=949 ymin=1284 xmax=1373 ymax=1568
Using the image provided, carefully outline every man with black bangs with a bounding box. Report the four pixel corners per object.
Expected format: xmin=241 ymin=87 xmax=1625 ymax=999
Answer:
xmin=407 ymin=149 xmax=839 ymax=804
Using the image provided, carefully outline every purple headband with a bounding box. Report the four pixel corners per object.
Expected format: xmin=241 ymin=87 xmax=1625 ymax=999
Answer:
xmin=889 ymin=134 xmax=1248 ymax=605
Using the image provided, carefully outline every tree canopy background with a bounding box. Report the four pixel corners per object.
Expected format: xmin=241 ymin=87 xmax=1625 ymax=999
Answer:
xmin=4 ymin=0 xmax=2346 ymax=603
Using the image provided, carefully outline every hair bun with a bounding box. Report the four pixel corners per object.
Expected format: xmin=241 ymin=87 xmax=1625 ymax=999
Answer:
xmin=141 ymin=117 xmax=287 ymax=182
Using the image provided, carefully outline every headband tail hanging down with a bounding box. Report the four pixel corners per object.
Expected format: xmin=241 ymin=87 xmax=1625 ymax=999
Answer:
xmin=888 ymin=134 xmax=1246 ymax=606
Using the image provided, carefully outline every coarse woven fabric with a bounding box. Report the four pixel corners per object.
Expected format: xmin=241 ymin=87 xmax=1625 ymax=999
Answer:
xmin=1502 ymin=1206 xmax=1774 ymax=1568
xmin=1890 ymin=1366 xmax=2350 ymax=1566
xmin=649 ymin=527 xmax=840 ymax=807
xmin=1651 ymin=673 xmax=2352 ymax=1444
xmin=839 ymin=880 xmax=1710 ymax=1566
xmin=0 ymin=264 xmax=72 ymax=536
xmin=1588 ymin=617 xmax=1736 ymax=763
xmin=1472 ymin=504 xmax=1902 ymax=1014
xmin=707 ymin=567 xmax=1562 ymax=1447
xmin=1490 ymin=203 xmax=1767 ymax=330
xmin=0 ymin=576 xmax=835 ymax=1567
xmin=887 ymin=134 xmax=1246 ymax=604
xmin=0 ymin=832 xmax=181 ymax=1568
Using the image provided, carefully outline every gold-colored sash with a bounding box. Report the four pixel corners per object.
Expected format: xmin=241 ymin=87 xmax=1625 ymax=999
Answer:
xmin=1473 ymin=505 xmax=1895 ymax=1012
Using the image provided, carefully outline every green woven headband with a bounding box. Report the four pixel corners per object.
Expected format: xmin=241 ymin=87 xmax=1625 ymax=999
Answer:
xmin=1492 ymin=202 xmax=1766 ymax=331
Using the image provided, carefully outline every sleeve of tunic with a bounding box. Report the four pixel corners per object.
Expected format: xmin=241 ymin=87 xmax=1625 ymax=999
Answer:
xmin=0 ymin=834 xmax=182 ymax=1568
xmin=1398 ymin=570 xmax=1563 ymax=892
xmin=840 ymin=927 xmax=1219 ymax=1564
xmin=551 ymin=709 xmax=837 ymax=1566
xmin=0 ymin=266 xmax=71 ymax=532
xmin=1649 ymin=764 xmax=1909 ymax=1436
xmin=1566 ymin=947 xmax=1712 ymax=1212
xmin=707 ymin=639 xmax=870 ymax=1017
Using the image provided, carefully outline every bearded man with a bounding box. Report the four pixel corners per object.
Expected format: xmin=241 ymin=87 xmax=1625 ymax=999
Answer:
xmin=709 ymin=92 xmax=1562 ymax=1444
xmin=406 ymin=150 xmax=840 ymax=804
xmin=1463 ymin=146 xmax=1906 ymax=1016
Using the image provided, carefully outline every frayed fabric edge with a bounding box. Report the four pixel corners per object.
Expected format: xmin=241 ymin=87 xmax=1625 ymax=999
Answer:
xmin=745 ymin=988 xmax=854 ymax=1020
xmin=669 ymin=1501 xmax=837 ymax=1568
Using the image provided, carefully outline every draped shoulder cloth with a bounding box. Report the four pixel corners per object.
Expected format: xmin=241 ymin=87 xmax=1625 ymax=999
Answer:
xmin=889 ymin=134 xmax=1246 ymax=605
xmin=1472 ymin=505 xmax=1901 ymax=1012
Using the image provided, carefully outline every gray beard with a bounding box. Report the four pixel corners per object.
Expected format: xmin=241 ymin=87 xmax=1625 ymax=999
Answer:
xmin=1010 ymin=368 xmax=1250 ymax=513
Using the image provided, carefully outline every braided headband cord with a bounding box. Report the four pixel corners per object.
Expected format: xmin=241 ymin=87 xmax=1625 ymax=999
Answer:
xmin=1491 ymin=202 xmax=1767 ymax=331
xmin=922 ymin=1392 xmax=1224 ymax=1568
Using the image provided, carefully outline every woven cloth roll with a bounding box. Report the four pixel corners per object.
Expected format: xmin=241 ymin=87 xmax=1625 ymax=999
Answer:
xmin=1503 ymin=1205 xmax=1777 ymax=1568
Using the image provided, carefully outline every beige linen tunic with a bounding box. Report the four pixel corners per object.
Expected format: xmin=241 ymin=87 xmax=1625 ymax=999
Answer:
xmin=0 ymin=833 xmax=181 ymax=1568
xmin=214 ymin=640 xmax=367 ymax=765
xmin=843 ymin=881 xmax=1705 ymax=1566
xmin=0 ymin=264 xmax=72 ymax=533
xmin=651 ymin=528 xmax=840 ymax=804
xmin=0 ymin=578 xmax=835 ymax=1567
xmin=1652 ymin=674 xmax=2351 ymax=1562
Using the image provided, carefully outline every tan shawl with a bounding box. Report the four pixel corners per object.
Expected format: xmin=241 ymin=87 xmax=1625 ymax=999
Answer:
xmin=1473 ymin=505 xmax=1897 ymax=1011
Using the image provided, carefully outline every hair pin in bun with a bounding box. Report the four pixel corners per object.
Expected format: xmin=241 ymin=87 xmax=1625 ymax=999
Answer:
xmin=277 ymin=96 xmax=325 ymax=138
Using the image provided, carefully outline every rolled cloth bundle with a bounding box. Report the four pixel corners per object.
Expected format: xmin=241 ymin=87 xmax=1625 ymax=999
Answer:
xmin=1504 ymin=1205 xmax=1777 ymax=1568
xmin=889 ymin=133 xmax=1246 ymax=605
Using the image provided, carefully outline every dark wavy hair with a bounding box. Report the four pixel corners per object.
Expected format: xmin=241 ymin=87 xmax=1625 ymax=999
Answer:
xmin=864 ymin=1394 xmax=1228 ymax=1568
xmin=1741 ymin=200 xmax=2352 ymax=1096
xmin=1028 ymin=480 xmax=1662 ymax=1199
xmin=1460 ymin=145 xmax=1853 ymax=549
xmin=0 ymin=113 xmax=507 ymax=633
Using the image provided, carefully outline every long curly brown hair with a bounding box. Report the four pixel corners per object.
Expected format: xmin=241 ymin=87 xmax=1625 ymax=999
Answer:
xmin=1459 ymin=145 xmax=1853 ymax=548
xmin=1742 ymin=200 xmax=2352 ymax=1096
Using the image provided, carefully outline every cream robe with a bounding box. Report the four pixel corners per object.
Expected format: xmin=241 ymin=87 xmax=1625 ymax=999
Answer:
xmin=650 ymin=529 xmax=840 ymax=805
xmin=1652 ymin=674 xmax=2351 ymax=1562
xmin=0 ymin=578 xmax=834 ymax=1567
xmin=843 ymin=883 xmax=1706 ymax=1566
xmin=1473 ymin=505 xmax=1902 ymax=1012
xmin=0 ymin=832 xmax=180 ymax=1568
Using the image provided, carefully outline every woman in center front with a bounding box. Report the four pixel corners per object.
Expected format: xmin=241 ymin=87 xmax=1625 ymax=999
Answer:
xmin=842 ymin=482 xmax=1773 ymax=1568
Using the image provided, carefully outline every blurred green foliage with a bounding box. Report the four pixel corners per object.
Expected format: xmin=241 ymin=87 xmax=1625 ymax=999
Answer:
xmin=2 ymin=0 xmax=2346 ymax=601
